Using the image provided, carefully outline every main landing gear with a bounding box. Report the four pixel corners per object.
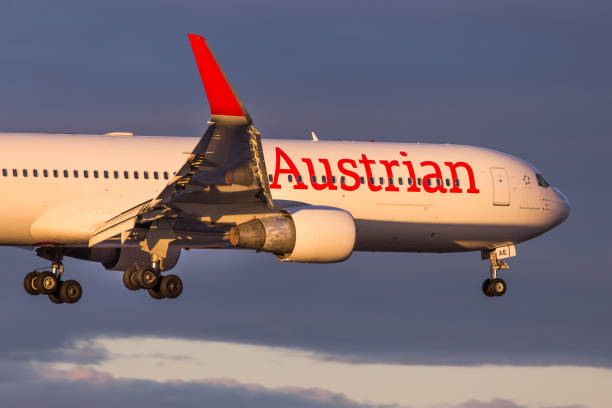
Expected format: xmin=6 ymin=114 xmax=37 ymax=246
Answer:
xmin=23 ymin=263 xmax=83 ymax=304
xmin=482 ymin=250 xmax=509 ymax=298
xmin=122 ymin=264 xmax=183 ymax=300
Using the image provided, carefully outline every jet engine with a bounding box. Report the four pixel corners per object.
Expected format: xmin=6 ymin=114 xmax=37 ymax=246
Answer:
xmin=229 ymin=206 xmax=355 ymax=263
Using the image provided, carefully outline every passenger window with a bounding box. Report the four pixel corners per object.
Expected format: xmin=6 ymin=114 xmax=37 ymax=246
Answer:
xmin=134 ymin=171 xmax=139 ymax=179
xmin=103 ymin=171 xmax=109 ymax=179
xmin=124 ymin=171 xmax=129 ymax=179
xmin=53 ymin=170 xmax=58 ymax=178
xmin=426 ymin=178 xmax=431 ymax=186
xmin=321 ymin=175 xmax=326 ymax=183
xmin=288 ymin=175 xmax=293 ymax=182
xmin=153 ymin=171 xmax=159 ymax=180
xmin=33 ymin=169 xmax=38 ymax=177
xmin=398 ymin=177 xmax=403 ymax=185
xmin=388 ymin=177 xmax=394 ymax=185
xmin=341 ymin=176 xmax=346 ymax=185
xmin=455 ymin=178 xmax=460 ymax=187
xmin=84 ymin=170 xmax=89 ymax=178
xmin=73 ymin=170 xmax=78 ymax=178
xmin=23 ymin=169 xmax=28 ymax=177
xmin=163 ymin=172 xmax=169 ymax=180
xmin=268 ymin=174 xmax=273 ymax=182
xmin=408 ymin=177 xmax=413 ymax=185
xmin=143 ymin=171 xmax=149 ymax=180
xmin=360 ymin=176 xmax=365 ymax=184
xmin=94 ymin=170 xmax=99 ymax=178
xmin=63 ymin=170 xmax=69 ymax=178
xmin=436 ymin=178 xmax=441 ymax=186
xmin=114 ymin=171 xmax=119 ymax=179
xmin=312 ymin=175 xmax=317 ymax=183
xmin=12 ymin=169 xmax=17 ymax=177
xmin=43 ymin=169 xmax=48 ymax=177
xmin=379 ymin=177 xmax=384 ymax=185
xmin=297 ymin=175 xmax=303 ymax=183
xmin=369 ymin=177 xmax=374 ymax=185
xmin=2 ymin=169 xmax=7 ymax=177
xmin=417 ymin=178 xmax=422 ymax=186
xmin=331 ymin=176 xmax=336 ymax=184
xmin=445 ymin=178 xmax=450 ymax=186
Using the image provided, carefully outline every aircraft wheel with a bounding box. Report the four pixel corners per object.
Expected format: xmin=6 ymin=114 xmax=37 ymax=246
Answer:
xmin=48 ymin=292 xmax=64 ymax=304
xmin=482 ymin=279 xmax=493 ymax=297
xmin=37 ymin=271 xmax=59 ymax=295
xmin=122 ymin=267 xmax=140 ymax=291
xmin=60 ymin=280 xmax=82 ymax=304
xmin=148 ymin=286 xmax=165 ymax=300
xmin=490 ymin=278 xmax=507 ymax=297
xmin=159 ymin=274 xmax=183 ymax=299
xmin=24 ymin=271 xmax=41 ymax=295
xmin=135 ymin=268 xmax=159 ymax=290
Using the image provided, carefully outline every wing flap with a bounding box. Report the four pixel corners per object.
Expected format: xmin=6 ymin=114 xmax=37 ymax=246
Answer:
xmin=88 ymin=202 xmax=148 ymax=247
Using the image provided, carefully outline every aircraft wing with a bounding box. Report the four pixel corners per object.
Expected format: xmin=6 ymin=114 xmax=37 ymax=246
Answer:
xmin=88 ymin=35 xmax=274 ymax=257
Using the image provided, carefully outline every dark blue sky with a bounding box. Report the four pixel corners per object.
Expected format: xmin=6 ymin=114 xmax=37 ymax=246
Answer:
xmin=0 ymin=1 xmax=610 ymax=407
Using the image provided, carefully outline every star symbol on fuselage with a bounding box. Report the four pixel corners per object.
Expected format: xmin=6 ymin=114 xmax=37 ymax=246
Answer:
xmin=523 ymin=175 xmax=531 ymax=185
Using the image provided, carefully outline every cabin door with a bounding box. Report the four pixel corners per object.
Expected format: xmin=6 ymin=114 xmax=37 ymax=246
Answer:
xmin=490 ymin=167 xmax=510 ymax=206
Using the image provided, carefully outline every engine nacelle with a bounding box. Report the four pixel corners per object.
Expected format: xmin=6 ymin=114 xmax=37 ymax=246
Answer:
xmin=229 ymin=206 xmax=355 ymax=263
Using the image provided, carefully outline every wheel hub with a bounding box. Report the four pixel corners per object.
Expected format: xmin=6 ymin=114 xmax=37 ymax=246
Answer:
xmin=144 ymin=271 xmax=156 ymax=284
xmin=43 ymin=277 xmax=55 ymax=290
xmin=67 ymin=286 xmax=77 ymax=298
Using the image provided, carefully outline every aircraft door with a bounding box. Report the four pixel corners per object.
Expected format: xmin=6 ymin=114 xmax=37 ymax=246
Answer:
xmin=490 ymin=167 xmax=510 ymax=206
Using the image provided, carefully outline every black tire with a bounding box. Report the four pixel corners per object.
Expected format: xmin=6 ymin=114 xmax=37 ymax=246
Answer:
xmin=37 ymin=271 xmax=59 ymax=295
xmin=135 ymin=268 xmax=159 ymax=290
xmin=159 ymin=274 xmax=183 ymax=299
xmin=491 ymin=278 xmax=507 ymax=297
xmin=148 ymin=286 xmax=165 ymax=300
xmin=24 ymin=271 xmax=41 ymax=295
xmin=48 ymin=292 xmax=64 ymax=304
xmin=122 ymin=267 xmax=140 ymax=291
xmin=59 ymin=280 xmax=82 ymax=304
xmin=482 ymin=279 xmax=493 ymax=297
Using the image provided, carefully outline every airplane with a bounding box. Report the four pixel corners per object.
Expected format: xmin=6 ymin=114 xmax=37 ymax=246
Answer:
xmin=6 ymin=34 xmax=570 ymax=304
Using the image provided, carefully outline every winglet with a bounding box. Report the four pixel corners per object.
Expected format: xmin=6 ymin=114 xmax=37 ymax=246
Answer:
xmin=188 ymin=34 xmax=251 ymax=124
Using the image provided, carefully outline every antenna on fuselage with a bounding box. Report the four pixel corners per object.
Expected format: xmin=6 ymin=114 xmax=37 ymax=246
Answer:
xmin=311 ymin=131 xmax=319 ymax=142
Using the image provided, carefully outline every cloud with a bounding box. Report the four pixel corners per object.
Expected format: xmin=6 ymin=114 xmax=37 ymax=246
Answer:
xmin=0 ymin=356 xmax=590 ymax=408
xmin=0 ymin=360 xmax=387 ymax=408
xmin=440 ymin=400 xmax=585 ymax=408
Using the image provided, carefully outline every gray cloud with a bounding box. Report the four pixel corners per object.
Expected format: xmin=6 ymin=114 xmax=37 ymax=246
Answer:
xmin=0 ymin=359 xmax=585 ymax=408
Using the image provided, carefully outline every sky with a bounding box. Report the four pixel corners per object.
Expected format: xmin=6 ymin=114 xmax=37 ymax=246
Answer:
xmin=0 ymin=1 xmax=611 ymax=407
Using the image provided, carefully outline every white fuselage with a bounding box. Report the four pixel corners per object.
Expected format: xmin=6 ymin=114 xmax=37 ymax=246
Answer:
xmin=0 ymin=133 xmax=569 ymax=253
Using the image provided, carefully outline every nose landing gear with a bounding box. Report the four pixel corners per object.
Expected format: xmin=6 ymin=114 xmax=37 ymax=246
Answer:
xmin=23 ymin=263 xmax=83 ymax=304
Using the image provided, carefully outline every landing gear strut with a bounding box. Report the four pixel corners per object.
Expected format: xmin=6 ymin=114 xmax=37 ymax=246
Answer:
xmin=482 ymin=250 xmax=509 ymax=297
xmin=23 ymin=262 xmax=82 ymax=304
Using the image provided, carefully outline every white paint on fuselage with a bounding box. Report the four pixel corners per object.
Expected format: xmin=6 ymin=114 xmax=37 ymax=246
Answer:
xmin=0 ymin=133 xmax=569 ymax=252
